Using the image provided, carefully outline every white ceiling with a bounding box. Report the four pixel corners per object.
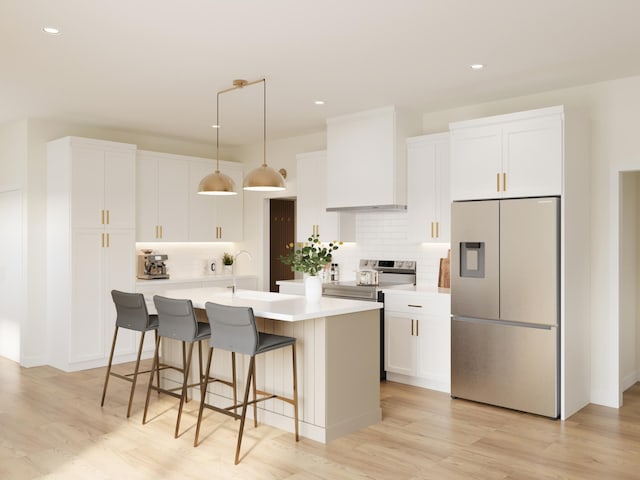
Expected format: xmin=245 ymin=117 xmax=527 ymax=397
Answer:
xmin=3 ymin=0 xmax=640 ymax=147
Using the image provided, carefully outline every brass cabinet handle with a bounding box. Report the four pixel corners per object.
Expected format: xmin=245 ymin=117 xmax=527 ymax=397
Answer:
xmin=106 ymin=210 xmax=110 ymax=225
xmin=411 ymin=319 xmax=414 ymax=336
xmin=155 ymin=225 xmax=158 ymax=239
xmin=159 ymin=225 xmax=163 ymax=239
xmin=219 ymin=226 xmax=222 ymax=239
xmin=503 ymin=172 xmax=507 ymax=192
xmin=106 ymin=233 xmax=110 ymax=248
xmin=101 ymin=210 xmax=104 ymax=225
xmin=436 ymin=221 xmax=439 ymax=238
xmin=430 ymin=222 xmax=434 ymax=238
xmin=101 ymin=233 xmax=104 ymax=247
xmin=496 ymin=172 xmax=500 ymax=192
xmin=408 ymin=304 xmax=423 ymax=308
xmin=416 ymin=319 xmax=419 ymax=336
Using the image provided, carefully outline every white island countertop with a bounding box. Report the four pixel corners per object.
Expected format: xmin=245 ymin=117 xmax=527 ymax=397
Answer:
xmin=144 ymin=286 xmax=382 ymax=322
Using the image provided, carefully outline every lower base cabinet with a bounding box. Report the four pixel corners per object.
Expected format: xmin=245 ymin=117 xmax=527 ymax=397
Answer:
xmin=384 ymin=291 xmax=451 ymax=393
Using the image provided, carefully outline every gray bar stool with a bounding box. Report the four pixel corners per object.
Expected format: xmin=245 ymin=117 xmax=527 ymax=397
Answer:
xmin=101 ymin=290 xmax=161 ymax=418
xmin=143 ymin=295 xmax=212 ymax=438
xmin=194 ymin=302 xmax=299 ymax=465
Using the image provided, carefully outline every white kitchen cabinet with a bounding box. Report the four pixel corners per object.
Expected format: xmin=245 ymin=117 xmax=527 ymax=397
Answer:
xmin=450 ymin=106 xmax=563 ymax=200
xmin=188 ymin=159 xmax=243 ymax=242
xmin=406 ymin=133 xmax=450 ymax=243
xmin=46 ymin=137 xmax=139 ymax=372
xmin=384 ymin=291 xmax=451 ymax=392
xmin=326 ymin=106 xmax=421 ymax=210
xmin=136 ymin=150 xmax=189 ymax=241
xmin=296 ymin=151 xmax=355 ymax=242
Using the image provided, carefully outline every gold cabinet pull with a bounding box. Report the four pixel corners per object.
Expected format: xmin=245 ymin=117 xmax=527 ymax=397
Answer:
xmin=101 ymin=233 xmax=104 ymax=247
xmin=496 ymin=173 xmax=500 ymax=192
xmin=106 ymin=233 xmax=110 ymax=248
xmin=159 ymin=225 xmax=163 ymax=239
xmin=416 ymin=319 xmax=419 ymax=336
xmin=101 ymin=210 xmax=104 ymax=225
xmin=155 ymin=225 xmax=159 ymax=239
xmin=436 ymin=222 xmax=439 ymax=238
xmin=106 ymin=210 xmax=110 ymax=225
xmin=430 ymin=222 xmax=434 ymax=238
xmin=219 ymin=226 xmax=222 ymax=239
xmin=503 ymin=172 xmax=507 ymax=192
xmin=411 ymin=319 xmax=414 ymax=336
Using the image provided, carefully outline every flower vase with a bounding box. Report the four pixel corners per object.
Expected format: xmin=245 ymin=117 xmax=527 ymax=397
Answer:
xmin=304 ymin=275 xmax=322 ymax=303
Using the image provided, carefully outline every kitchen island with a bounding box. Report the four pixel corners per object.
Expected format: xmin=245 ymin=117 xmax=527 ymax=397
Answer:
xmin=142 ymin=287 xmax=383 ymax=443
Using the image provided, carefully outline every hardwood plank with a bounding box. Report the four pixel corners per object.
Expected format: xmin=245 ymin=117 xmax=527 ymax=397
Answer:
xmin=2 ymin=356 xmax=640 ymax=479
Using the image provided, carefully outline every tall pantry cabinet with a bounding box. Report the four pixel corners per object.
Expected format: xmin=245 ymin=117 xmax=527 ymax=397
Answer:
xmin=47 ymin=137 xmax=138 ymax=372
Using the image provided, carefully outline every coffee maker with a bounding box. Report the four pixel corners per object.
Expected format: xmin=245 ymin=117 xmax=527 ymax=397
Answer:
xmin=137 ymin=251 xmax=169 ymax=279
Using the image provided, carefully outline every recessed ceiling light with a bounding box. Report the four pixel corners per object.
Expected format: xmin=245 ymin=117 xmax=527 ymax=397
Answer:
xmin=43 ymin=26 xmax=61 ymax=35
xmin=314 ymin=100 xmax=325 ymax=105
xmin=470 ymin=64 xmax=485 ymax=70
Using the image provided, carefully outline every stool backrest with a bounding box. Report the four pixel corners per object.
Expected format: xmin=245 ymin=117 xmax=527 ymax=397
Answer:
xmin=153 ymin=295 xmax=198 ymax=341
xmin=111 ymin=290 xmax=152 ymax=331
xmin=204 ymin=302 xmax=258 ymax=356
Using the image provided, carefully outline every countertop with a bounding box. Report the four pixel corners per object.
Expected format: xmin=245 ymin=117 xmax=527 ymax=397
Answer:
xmin=144 ymin=286 xmax=382 ymax=322
xmin=276 ymin=279 xmax=450 ymax=296
xmin=136 ymin=274 xmax=257 ymax=287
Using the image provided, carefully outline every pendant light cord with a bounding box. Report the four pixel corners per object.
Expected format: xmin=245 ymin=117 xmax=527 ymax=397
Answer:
xmin=263 ymin=78 xmax=267 ymax=167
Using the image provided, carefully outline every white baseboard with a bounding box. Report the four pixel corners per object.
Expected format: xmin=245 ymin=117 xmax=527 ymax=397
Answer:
xmin=622 ymin=371 xmax=639 ymax=392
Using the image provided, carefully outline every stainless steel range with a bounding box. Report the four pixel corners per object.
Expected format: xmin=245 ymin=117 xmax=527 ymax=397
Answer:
xmin=323 ymin=259 xmax=417 ymax=381
xmin=323 ymin=259 xmax=417 ymax=301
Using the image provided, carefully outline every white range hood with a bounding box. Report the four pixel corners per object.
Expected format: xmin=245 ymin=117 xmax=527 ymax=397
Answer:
xmin=325 ymin=105 xmax=422 ymax=212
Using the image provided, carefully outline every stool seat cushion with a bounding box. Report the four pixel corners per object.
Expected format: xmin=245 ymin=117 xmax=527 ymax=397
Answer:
xmin=256 ymin=333 xmax=296 ymax=355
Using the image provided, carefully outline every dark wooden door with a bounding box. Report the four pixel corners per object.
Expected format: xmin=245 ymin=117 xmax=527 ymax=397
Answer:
xmin=269 ymin=199 xmax=295 ymax=292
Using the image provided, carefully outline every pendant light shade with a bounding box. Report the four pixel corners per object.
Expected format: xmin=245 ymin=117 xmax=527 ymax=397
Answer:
xmin=243 ymin=78 xmax=286 ymax=191
xmin=243 ymin=164 xmax=286 ymax=191
xmin=198 ymin=170 xmax=237 ymax=195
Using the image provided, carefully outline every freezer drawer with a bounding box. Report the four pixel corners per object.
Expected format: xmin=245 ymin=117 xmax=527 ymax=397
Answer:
xmin=451 ymin=317 xmax=558 ymax=418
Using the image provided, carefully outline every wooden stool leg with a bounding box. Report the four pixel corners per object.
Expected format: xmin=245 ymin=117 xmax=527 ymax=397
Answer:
xmin=126 ymin=331 xmax=146 ymax=418
xmin=292 ymin=343 xmax=299 ymax=441
xmin=142 ymin=335 xmax=161 ymax=424
xmin=231 ymin=352 xmax=237 ymax=416
xmin=194 ymin=347 xmax=214 ymax=447
xmin=175 ymin=342 xmax=194 ymax=438
xmin=155 ymin=330 xmax=160 ymax=392
xmin=235 ymin=356 xmax=255 ymax=465
xmin=101 ymin=326 xmax=119 ymax=407
xmin=252 ymin=362 xmax=258 ymax=428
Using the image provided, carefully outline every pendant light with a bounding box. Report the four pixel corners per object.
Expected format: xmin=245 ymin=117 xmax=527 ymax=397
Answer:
xmin=197 ymin=84 xmax=237 ymax=195
xmin=243 ymin=78 xmax=286 ymax=191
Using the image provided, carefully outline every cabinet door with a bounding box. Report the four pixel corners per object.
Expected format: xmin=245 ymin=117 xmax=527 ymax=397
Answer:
xmin=71 ymin=229 xmax=106 ymax=363
xmin=450 ymin=125 xmax=501 ymax=201
xmin=297 ymin=151 xmax=336 ymax=241
xmin=502 ymin=115 xmax=563 ymax=198
xmin=214 ymin=164 xmax=243 ymax=241
xmin=136 ymin=153 xmax=160 ymax=241
xmin=188 ymin=160 xmax=219 ymax=241
xmin=384 ymin=312 xmax=416 ymax=376
xmin=157 ymin=157 xmax=189 ymax=241
xmin=71 ymin=146 xmax=105 ymax=229
xmin=415 ymin=312 xmax=451 ymax=389
xmin=408 ymin=134 xmax=450 ymax=243
xmin=104 ymin=149 xmax=136 ymax=229
xmin=104 ymin=229 xmax=137 ymax=356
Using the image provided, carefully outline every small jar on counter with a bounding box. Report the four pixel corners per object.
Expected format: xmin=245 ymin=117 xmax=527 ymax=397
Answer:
xmin=329 ymin=263 xmax=340 ymax=282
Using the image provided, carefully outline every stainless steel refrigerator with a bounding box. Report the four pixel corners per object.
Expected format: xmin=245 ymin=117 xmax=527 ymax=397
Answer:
xmin=450 ymin=197 xmax=559 ymax=418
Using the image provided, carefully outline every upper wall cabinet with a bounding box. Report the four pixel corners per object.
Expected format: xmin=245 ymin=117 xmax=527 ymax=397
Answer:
xmin=296 ymin=151 xmax=355 ymax=242
xmin=136 ymin=151 xmax=189 ymax=242
xmin=406 ymin=133 xmax=450 ymax=243
xmin=325 ymin=106 xmax=421 ymax=211
xmin=449 ymin=106 xmax=563 ymax=200
xmin=188 ymin=159 xmax=243 ymax=242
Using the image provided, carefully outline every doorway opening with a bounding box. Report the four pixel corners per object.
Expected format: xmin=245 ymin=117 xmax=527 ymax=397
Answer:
xmin=269 ymin=198 xmax=295 ymax=292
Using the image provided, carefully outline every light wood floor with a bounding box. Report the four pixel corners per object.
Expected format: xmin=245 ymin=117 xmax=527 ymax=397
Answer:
xmin=2 ymin=356 xmax=640 ymax=480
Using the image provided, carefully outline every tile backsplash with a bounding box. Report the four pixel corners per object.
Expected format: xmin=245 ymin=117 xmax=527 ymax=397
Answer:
xmin=330 ymin=211 xmax=450 ymax=286
xmin=137 ymin=211 xmax=450 ymax=287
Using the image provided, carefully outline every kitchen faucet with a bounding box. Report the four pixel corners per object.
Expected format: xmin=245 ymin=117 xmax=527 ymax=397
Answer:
xmin=228 ymin=250 xmax=252 ymax=294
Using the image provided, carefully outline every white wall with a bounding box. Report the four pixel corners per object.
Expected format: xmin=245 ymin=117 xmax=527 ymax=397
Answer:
xmin=0 ymin=121 xmax=27 ymax=363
